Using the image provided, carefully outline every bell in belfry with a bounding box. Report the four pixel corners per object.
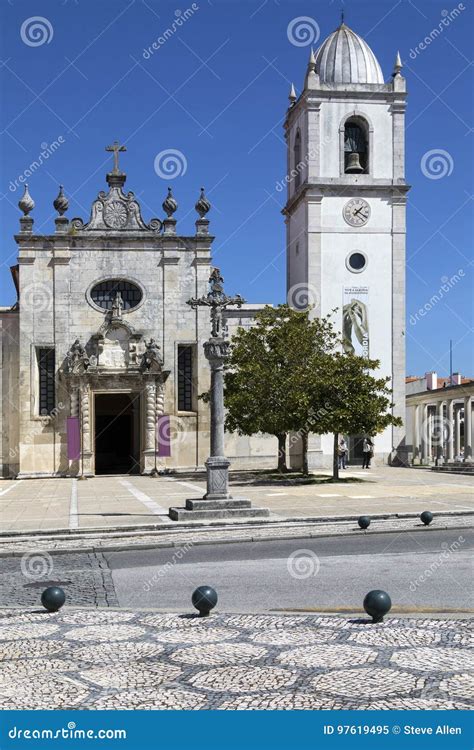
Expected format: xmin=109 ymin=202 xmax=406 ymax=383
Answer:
xmin=344 ymin=123 xmax=366 ymax=174
xmin=345 ymin=151 xmax=364 ymax=173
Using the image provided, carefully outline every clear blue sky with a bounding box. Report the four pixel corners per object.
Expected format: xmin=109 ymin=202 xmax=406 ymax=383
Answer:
xmin=1 ymin=0 xmax=472 ymax=376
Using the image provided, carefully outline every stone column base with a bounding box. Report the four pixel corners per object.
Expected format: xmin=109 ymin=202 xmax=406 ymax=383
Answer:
xmin=169 ymin=497 xmax=270 ymax=521
xmin=204 ymin=456 xmax=231 ymax=500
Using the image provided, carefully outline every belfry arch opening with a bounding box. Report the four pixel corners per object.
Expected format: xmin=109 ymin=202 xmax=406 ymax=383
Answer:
xmin=344 ymin=117 xmax=369 ymax=174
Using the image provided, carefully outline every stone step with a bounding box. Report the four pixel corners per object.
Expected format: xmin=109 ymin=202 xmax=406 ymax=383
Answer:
xmin=185 ymin=498 xmax=252 ymax=511
xmin=169 ymin=506 xmax=270 ymax=522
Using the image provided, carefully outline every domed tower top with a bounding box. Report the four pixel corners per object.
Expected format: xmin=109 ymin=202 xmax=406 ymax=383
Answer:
xmin=315 ymin=21 xmax=384 ymax=85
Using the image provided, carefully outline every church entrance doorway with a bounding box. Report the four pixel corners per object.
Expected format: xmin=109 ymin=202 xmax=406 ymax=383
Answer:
xmin=94 ymin=393 xmax=140 ymax=475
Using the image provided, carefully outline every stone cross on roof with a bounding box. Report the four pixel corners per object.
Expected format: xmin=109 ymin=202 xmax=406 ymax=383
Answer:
xmin=105 ymin=141 xmax=126 ymax=174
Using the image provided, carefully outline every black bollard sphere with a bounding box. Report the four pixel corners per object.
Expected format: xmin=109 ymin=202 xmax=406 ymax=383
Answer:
xmin=420 ymin=510 xmax=433 ymax=526
xmin=192 ymin=585 xmax=218 ymax=617
xmin=358 ymin=515 xmax=371 ymax=530
xmin=363 ymin=590 xmax=391 ymax=623
xmin=41 ymin=586 xmax=66 ymax=613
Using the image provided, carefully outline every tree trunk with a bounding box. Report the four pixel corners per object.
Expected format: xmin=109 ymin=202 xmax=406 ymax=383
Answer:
xmin=333 ymin=432 xmax=339 ymax=481
xmin=277 ymin=433 xmax=287 ymax=473
xmin=302 ymin=431 xmax=309 ymax=476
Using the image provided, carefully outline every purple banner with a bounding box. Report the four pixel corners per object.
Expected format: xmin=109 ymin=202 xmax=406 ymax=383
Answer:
xmin=67 ymin=417 xmax=80 ymax=461
xmin=157 ymin=415 xmax=171 ymax=457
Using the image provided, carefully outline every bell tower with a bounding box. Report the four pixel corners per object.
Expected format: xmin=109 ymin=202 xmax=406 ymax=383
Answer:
xmin=284 ymin=22 xmax=409 ymax=466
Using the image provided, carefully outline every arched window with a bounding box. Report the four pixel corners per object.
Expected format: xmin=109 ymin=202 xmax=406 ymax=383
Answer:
xmin=294 ymin=130 xmax=302 ymax=190
xmin=344 ymin=118 xmax=368 ymax=174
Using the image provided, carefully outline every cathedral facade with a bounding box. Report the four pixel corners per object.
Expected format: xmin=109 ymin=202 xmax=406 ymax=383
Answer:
xmin=0 ymin=154 xmax=273 ymax=478
xmin=0 ymin=20 xmax=408 ymax=478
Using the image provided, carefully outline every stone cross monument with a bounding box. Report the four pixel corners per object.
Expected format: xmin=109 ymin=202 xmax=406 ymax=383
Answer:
xmin=168 ymin=268 xmax=269 ymax=520
xmin=187 ymin=268 xmax=243 ymax=500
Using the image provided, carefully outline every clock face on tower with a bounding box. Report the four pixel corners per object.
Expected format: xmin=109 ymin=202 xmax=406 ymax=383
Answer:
xmin=343 ymin=198 xmax=370 ymax=227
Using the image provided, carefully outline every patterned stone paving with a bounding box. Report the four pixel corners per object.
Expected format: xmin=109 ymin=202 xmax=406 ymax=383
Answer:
xmin=0 ymin=608 xmax=472 ymax=710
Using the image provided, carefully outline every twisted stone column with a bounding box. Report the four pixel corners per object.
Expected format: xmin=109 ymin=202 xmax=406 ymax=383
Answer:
xmin=70 ymin=388 xmax=79 ymax=418
xmin=145 ymin=381 xmax=157 ymax=451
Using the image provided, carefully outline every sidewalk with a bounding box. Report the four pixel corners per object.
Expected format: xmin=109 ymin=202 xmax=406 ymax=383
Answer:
xmin=1 ymin=467 xmax=473 ymax=535
xmin=0 ymin=608 xmax=471 ymax=710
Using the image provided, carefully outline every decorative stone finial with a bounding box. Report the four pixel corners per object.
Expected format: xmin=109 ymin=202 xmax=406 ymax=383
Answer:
xmin=162 ymin=187 xmax=178 ymax=218
xmin=289 ymin=83 xmax=297 ymax=104
xmin=18 ymin=184 xmax=35 ymax=216
xmin=393 ymin=50 xmax=403 ymax=76
xmin=53 ymin=185 xmax=69 ymax=216
xmin=305 ymin=48 xmax=319 ymax=89
xmin=195 ymin=187 xmax=211 ymax=218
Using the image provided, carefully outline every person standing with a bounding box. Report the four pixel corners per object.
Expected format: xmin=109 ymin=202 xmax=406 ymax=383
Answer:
xmin=338 ymin=437 xmax=348 ymax=469
xmin=362 ymin=437 xmax=374 ymax=469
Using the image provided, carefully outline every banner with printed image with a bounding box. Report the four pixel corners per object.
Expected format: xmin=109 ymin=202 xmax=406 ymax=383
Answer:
xmin=342 ymin=286 xmax=369 ymax=357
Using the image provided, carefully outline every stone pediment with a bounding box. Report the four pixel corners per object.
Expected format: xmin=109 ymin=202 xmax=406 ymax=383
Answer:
xmin=71 ymin=175 xmax=162 ymax=234
xmin=63 ymin=303 xmax=165 ymax=377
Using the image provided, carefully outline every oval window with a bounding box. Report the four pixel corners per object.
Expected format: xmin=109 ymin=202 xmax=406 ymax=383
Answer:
xmin=346 ymin=252 xmax=367 ymax=273
xmin=90 ymin=279 xmax=143 ymax=311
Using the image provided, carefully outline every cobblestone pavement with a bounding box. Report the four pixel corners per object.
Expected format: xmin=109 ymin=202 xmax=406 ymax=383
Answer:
xmin=0 ymin=514 xmax=472 ymax=556
xmin=0 ymin=467 xmax=472 ymax=534
xmin=0 ymin=553 xmax=118 ymax=607
xmin=0 ymin=608 xmax=472 ymax=710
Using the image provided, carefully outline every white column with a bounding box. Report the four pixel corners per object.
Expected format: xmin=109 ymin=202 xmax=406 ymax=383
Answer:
xmin=421 ymin=403 xmax=429 ymax=463
xmin=436 ymin=400 xmax=445 ymax=463
xmin=446 ymin=399 xmax=454 ymax=462
xmin=454 ymin=404 xmax=461 ymax=457
xmin=464 ymin=396 xmax=472 ymax=461
xmin=427 ymin=406 xmax=433 ymax=462
xmin=413 ymin=404 xmax=421 ymax=463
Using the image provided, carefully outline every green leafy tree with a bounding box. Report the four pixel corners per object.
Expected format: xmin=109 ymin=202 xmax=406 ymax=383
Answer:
xmin=223 ymin=305 xmax=338 ymax=472
xmin=315 ymin=352 xmax=403 ymax=480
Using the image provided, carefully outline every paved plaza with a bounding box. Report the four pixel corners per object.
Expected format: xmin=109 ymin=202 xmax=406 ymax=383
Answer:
xmin=0 ymin=467 xmax=472 ymax=534
xmin=0 ymin=608 xmax=472 ymax=710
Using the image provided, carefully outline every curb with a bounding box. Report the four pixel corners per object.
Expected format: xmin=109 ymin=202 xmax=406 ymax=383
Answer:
xmin=0 ymin=520 xmax=471 ymax=558
xmin=1 ymin=509 xmax=473 ymax=539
